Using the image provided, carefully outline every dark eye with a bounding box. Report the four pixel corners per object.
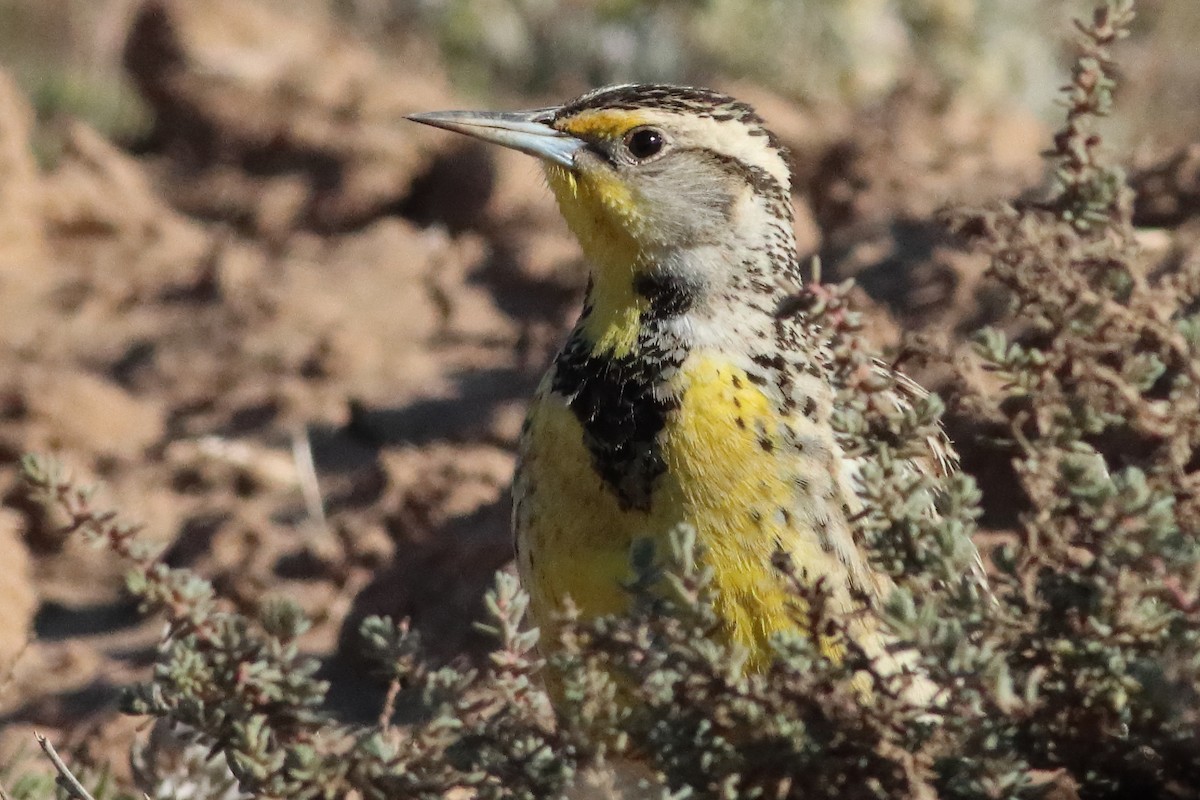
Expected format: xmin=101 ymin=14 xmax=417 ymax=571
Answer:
xmin=624 ymin=127 xmax=665 ymax=160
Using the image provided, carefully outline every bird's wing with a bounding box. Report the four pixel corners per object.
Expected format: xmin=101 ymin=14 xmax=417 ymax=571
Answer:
xmin=870 ymin=359 xmax=991 ymax=595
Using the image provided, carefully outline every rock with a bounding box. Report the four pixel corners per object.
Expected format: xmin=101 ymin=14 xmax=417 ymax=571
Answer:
xmin=0 ymin=509 xmax=36 ymax=687
xmin=122 ymin=0 xmax=463 ymax=233
xmin=0 ymin=69 xmax=47 ymax=300
xmin=19 ymin=367 xmax=166 ymax=459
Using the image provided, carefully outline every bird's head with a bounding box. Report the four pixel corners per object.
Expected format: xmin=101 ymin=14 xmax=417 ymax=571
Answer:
xmin=409 ymin=85 xmax=798 ymax=354
xmin=409 ymin=84 xmax=793 ymax=257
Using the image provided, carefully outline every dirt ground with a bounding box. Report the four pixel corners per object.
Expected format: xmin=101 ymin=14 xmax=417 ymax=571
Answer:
xmin=1 ymin=0 xmax=1196 ymax=784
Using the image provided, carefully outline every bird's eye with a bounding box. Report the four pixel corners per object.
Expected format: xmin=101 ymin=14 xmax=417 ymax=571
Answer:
xmin=624 ymin=127 xmax=666 ymax=160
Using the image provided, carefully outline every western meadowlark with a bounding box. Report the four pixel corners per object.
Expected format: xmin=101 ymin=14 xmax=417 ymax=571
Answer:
xmin=408 ymin=84 xmax=975 ymax=686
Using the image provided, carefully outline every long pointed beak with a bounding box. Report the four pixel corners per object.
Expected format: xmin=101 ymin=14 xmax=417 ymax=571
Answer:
xmin=406 ymin=108 xmax=583 ymax=169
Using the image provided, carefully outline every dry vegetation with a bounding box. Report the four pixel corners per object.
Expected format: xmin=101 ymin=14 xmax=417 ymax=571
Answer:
xmin=2 ymin=0 xmax=1200 ymax=798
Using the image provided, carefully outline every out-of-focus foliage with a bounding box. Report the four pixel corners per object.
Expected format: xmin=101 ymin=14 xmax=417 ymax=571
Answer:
xmin=0 ymin=0 xmax=149 ymax=163
xmin=333 ymin=0 xmax=1088 ymax=107
xmin=4 ymin=0 xmax=1200 ymax=145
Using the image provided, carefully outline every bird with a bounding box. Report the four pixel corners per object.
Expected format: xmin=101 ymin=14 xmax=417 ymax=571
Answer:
xmin=407 ymin=84 xmax=975 ymax=687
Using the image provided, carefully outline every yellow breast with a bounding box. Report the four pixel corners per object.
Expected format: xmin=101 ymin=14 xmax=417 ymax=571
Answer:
xmin=514 ymin=351 xmax=851 ymax=667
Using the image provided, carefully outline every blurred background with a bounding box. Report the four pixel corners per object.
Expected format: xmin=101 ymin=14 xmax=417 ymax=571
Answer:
xmin=1 ymin=0 xmax=1199 ymax=783
xmin=6 ymin=0 xmax=1200 ymax=152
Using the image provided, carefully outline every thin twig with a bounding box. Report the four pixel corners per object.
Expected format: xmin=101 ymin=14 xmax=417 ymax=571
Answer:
xmin=35 ymin=733 xmax=97 ymax=800
xmin=291 ymin=427 xmax=329 ymax=538
xmin=378 ymin=676 xmax=402 ymax=735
